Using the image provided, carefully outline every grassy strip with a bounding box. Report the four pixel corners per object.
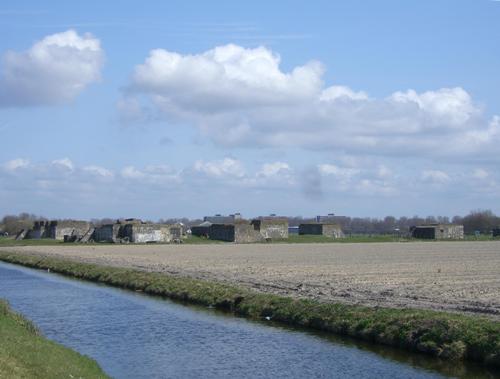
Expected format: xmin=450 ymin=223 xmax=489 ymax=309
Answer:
xmin=0 ymin=252 xmax=499 ymax=368
xmin=0 ymin=298 xmax=109 ymax=379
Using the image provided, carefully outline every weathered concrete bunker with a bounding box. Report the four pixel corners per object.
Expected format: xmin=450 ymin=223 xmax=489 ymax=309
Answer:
xmin=299 ymin=223 xmax=344 ymax=238
xmin=410 ymin=224 xmax=464 ymax=240
xmin=24 ymin=220 xmax=91 ymax=241
xmin=252 ymin=217 xmax=288 ymax=240
xmin=48 ymin=220 xmax=91 ymax=240
xmin=207 ymin=216 xmax=289 ymax=243
xmin=93 ymin=219 xmax=182 ymax=243
xmin=19 ymin=218 xmax=184 ymax=244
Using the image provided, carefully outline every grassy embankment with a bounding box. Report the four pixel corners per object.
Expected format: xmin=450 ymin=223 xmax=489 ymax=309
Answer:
xmin=1 ymin=234 xmax=497 ymax=247
xmin=0 ymin=299 xmax=108 ymax=379
xmin=0 ymin=252 xmax=498 ymax=368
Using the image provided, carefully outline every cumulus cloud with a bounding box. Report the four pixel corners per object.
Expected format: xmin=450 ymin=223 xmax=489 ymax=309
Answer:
xmin=122 ymin=43 xmax=499 ymax=160
xmin=83 ymin=165 xmax=114 ymax=178
xmin=256 ymin=162 xmax=291 ymax=178
xmin=0 ymin=30 xmax=103 ymax=106
xmin=2 ymin=157 xmax=500 ymax=217
xmin=421 ymin=170 xmax=451 ymax=184
xmin=121 ymin=164 xmax=180 ymax=184
xmin=2 ymin=158 xmax=30 ymax=172
xmin=193 ymin=158 xmax=245 ymax=178
xmin=51 ymin=158 xmax=74 ymax=172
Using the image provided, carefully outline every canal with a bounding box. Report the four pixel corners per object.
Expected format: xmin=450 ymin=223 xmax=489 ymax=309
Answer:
xmin=0 ymin=262 xmax=495 ymax=378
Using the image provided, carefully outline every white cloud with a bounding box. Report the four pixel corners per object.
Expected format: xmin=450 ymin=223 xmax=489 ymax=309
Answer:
xmin=421 ymin=170 xmax=450 ymax=184
xmin=130 ymin=44 xmax=323 ymax=112
xmin=472 ymin=168 xmax=489 ymax=180
xmin=256 ymin=162 xmax=291 ymax=178
xmin=193 ymin=158 xmax=245 ymax=178
xmin=83 ymin=165 xmax=114 ymax=178
xmin=121 ymin=166 xmax=146 ymax=179
xmin=51 ymin=158 xmax=74 ymax=172
xmin=356 ymin=179 xmax=398 ymax=196
xmin=320 ymin=85 xmax=368 ymax=102
xmin=0 ymin=30 xmax=103 ymax=106
xmin=389 ymin=87 xmax=477 ymax=127
xmin=318 ymin=163 xmax=359 ymax=179
xmin=123 ymin=44 xmax=499 ymax=161
xmin=2 ymin=158 xmax=30 ymax=171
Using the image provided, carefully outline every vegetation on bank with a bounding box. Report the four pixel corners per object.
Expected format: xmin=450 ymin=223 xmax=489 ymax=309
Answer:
xmin=0 ymin=237 xmax=65 ymax=246
xmin=0 ymin=252 xmax=498 ymax=368
xmin=2 ymin=234 xmax=497 ymax=247
xmin=0 ymin=299 xmax=109 ymax=379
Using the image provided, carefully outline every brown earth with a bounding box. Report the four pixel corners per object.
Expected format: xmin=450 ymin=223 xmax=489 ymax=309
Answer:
xmin=1 ymin=241 xmax=499 ymax=319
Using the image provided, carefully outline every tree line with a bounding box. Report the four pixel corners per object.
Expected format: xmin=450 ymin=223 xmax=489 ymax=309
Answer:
xmin=1 ymin=210 xmax=499 ymax=236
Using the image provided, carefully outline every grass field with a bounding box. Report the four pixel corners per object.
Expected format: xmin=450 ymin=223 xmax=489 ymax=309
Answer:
xmin=2 ymin=233 xmax=495 ymax=247
xmin=0 ymin=299 xmax=109 ymax=379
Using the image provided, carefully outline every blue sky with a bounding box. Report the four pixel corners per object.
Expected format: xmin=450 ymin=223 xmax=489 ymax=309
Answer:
xmin=1 ymin=0 xmax=499 ymax=220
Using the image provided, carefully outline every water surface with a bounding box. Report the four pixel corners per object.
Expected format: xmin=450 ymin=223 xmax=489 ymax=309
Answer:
xmin=0 ymin=262 xmax=495 ymax=379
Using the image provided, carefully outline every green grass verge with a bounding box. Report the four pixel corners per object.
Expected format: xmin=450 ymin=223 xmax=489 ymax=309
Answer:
xmin=0 ymin=237 xmax=65 ymax=246
xmin=283 ymin=234 xmax=407 ymax=243
xmin=1 ymin=252 xmax=499 ymax=368
xmin=0 ymin=298 xmax=109 ymax=379
xmin=2 ymin=235 xmax=497 ymax=247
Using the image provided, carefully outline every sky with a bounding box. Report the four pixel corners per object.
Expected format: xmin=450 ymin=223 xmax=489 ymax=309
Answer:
xmin=0 ymin=0 xmax=499 ymax=220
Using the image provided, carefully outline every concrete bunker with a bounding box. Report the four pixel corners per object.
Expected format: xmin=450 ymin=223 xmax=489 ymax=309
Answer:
xmin=410 ymin=224 xmax=464 ymax=240
xmin=298 ymin=223 xmax=344 ymax=238
xmin=207 ymin=216 xmax=289 ymax=243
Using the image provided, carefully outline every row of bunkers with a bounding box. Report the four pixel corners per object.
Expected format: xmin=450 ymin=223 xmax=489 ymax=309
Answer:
xmin=16 ymin=219 xmax=183 ymax=244
xmin=14 ymin=214 xmax=466 ymax=244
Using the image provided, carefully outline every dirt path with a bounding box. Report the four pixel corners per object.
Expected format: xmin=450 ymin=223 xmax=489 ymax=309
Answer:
xmin=2 ymin=241 xmax=499 ymax=319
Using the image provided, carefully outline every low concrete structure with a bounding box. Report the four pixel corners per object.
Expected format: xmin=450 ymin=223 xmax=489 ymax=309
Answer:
xmin=252 ymin=217 xmax=288 ymax=240
xmin=24 ymin=220 xmax=91 ymax=241
xmin=299 ymin=223 xmax=345 ymax=238
xmin=94 ymin=223 xmax=122 ymax=243
xmin=121 ymin=223 xmax=182 ymax=243
xmin=208 ymin=221 xmax=262 ymax=243
xmin=48 ymin=220 xmax=91 ymax=240
xmin=93 ymin=219 xmax=182 ymax=243
xmin=208 ymin=217 xmax=288 ymax=243
xmin=25 ymin=221 xmax=49 ymax=239
xmin=410 ymin=224 xmax=464 ymax=240
xmin=191 ymin=221 xmax=212 ymax=237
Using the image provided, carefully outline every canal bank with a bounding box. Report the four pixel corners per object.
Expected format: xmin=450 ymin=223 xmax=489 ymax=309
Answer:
xmin=0 ymin=251 xmax=499 ymax=370
xmin=0 ymin=299 xmax=108 ymax=378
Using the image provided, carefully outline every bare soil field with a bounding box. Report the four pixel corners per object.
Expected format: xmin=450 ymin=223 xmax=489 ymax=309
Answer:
xmin=1 ymin=241 xmax=499 ymax=319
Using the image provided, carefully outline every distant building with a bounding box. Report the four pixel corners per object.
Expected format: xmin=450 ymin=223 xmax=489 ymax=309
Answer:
xmin=203 ymin=213 xmax=241 ymax=224
xmin=315 ymin=214 xmax=337 ymax=223
xmin=492 ymin=228 xmax=500 ymax=237
xmin=299 ymin=222 xmax=344 ymax=238
xmin=410 ymin=224 xmax=464 ymax=240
